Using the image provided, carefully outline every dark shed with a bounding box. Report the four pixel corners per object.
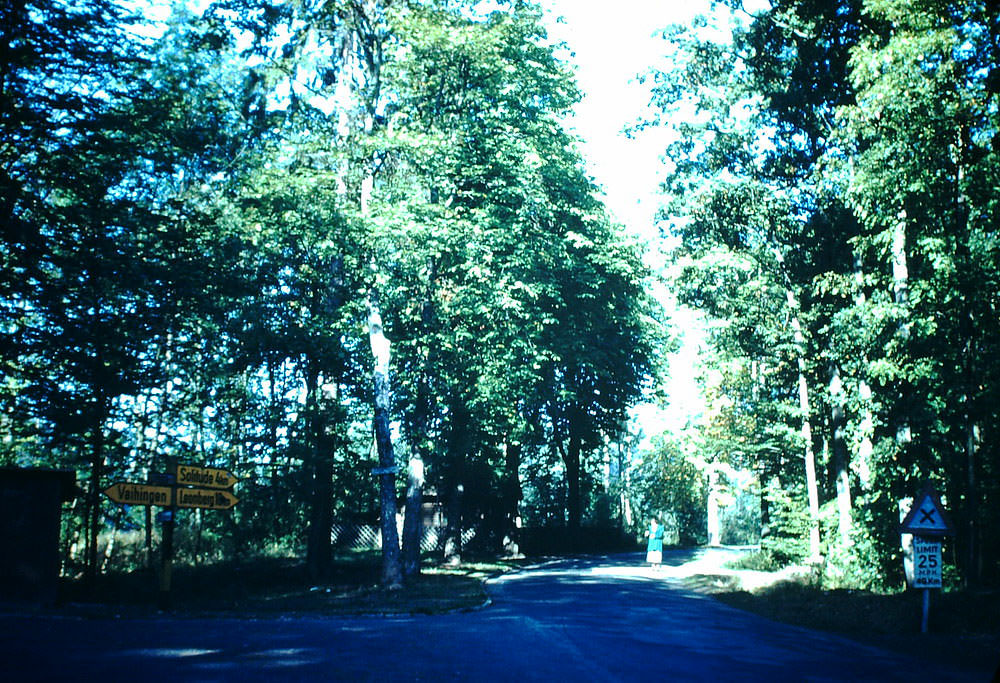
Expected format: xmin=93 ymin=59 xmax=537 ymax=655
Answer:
xmin=0 ymin=468 xmax=79 ymax=605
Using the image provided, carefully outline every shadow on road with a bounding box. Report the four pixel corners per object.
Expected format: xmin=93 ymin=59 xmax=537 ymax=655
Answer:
xmin=504 ymin=546 xmax=752 ymax=579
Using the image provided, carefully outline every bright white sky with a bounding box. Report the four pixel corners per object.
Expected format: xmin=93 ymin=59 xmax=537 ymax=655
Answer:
xmin=540 ymin=1 xmax=702 ymax=243
xmin=539 ymin=1 xmax=714 ymax=443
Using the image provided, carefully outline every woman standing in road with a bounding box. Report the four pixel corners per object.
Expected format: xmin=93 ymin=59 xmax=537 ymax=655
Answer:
xmin=645 ymin=517 xmax=664 ymax=570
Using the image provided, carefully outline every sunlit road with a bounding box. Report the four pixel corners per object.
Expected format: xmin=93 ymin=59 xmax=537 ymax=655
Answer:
xmin=0 ymin=551 xmax=989 ymax=681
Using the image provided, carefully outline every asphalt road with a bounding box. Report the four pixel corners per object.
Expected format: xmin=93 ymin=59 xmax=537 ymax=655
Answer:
xmin=0 ymin=551 xmax=990 ymax=682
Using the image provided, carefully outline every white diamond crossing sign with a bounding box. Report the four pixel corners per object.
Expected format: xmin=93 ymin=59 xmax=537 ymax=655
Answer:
xmin=900 ymin=486 xmax=954 ymax=536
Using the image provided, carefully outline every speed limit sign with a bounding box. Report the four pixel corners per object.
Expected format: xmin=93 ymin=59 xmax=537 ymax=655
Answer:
xmin=911 ymin=536 xmax=942 ymax=588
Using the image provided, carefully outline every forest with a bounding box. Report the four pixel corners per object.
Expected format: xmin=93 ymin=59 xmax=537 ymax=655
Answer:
xmin=1 ymin=0 xmax=997 ymax=591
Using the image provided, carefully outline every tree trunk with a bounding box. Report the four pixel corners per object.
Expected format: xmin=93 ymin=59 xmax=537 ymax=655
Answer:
xmin=706 ymin=469 xmax=721 ymax=546
xmin=369 ymin=298 xmax=403 ymax=588
xmin=402 ymin=286 xmax=435 ymax=576
xmin=616 ymin=433 xmax=634 ymax=530
xmin=441 ymin=400 xmax=470 ymax=565
xmin=442 ymin=480 xmax=464 ymax=565
xmin=760 ymin=475 xmax=773 ymax=541
xmin=964 ymin=420 xmax=980 ymax=584
xmin=85 ymin=403 xmax=107 ymax=582
xmin=891 ymin=208 xmax=913 ymax=452
xmin=852 ymin=254 xmax=874 ymax=491
xmin=306 ymin=449 xmax=334 ymax=580
xmin=193 ymin=508 xmax=204 ymax=567
xmin=891 ymin=209 xmax=910 ymax=311
xmin=953 ymin=127 xmax=981 ymax=586
xmin=344 ymin=3 xmax=402 ymax=587
xmin=773 ymin=248 xmax=821 ymax=561
xmin=829 ymin=363 xmax=852 ymax=545
xmin=501 ymin=441 xmax=523 ymax=558
xmin=401 ymin=454 xmax=425 ymax=576
xmin=305 ymin=364 xmax=334 ymax=580
xmin=564 ymin=430 xmax=583 ymax=530
xmin=796 ymin=349 xmax=821 ymax=562
xmin=308 ymin=255 xmax=346 ymax=580
xmin=101 ymin=519 xmax=117 ymax=574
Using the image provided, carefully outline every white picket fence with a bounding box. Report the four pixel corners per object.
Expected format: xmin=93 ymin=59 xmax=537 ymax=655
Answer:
xmin=330 ymin=523 xmax=477 ymax=552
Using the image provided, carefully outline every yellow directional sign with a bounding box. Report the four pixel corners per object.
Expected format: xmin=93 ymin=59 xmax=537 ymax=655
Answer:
xmin=175 ymin=487 xmax=238 ymax=510
xmin=176 ymin=464 xmax=238 ymax=490
xmin=103 ymin=483 xmax=173 ymax=507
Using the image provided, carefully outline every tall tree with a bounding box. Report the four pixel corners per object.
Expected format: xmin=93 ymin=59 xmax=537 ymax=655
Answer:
xmin=0 ymin=0 xmax=170 ymax=578
xmin=835 ymin=0 xmax=1000 ymax=583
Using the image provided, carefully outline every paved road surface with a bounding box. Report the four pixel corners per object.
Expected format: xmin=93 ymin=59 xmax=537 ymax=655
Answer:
xmin=1 ymin=551 xmax=991 ymax=681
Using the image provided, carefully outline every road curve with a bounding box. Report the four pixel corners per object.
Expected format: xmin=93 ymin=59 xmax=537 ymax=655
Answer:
xmin=0 ymin=552 xmax=988 ymax=682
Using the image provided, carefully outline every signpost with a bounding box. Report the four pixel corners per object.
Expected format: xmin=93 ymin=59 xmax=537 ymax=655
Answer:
xmin=175 ymin=487 xmax=238 ymax=510
xmin=102 ymin=462 xmax=241 ymax=608
xmin=176 ymin=464 xmax=239 ymax=490
xmin=899 ymin=487 xmax=954 ymax=537
xmin=102 ymin=483 xmax=173 ymax=507
xmin=900 ymin=485 xmax=954 ymax=634
xmin=911 ymin=536 xmax=942 ymax=589
xmin=103 ymin=463 xmax=241 ymax=511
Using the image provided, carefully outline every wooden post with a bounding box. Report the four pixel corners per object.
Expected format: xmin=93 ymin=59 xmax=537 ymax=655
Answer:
xmin=158 ymin=462 xmax=177 ymax=610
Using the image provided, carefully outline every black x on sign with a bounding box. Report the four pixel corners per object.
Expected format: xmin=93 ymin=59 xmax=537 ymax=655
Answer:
xmin=900 ymin=486 xmax=955 ymax=536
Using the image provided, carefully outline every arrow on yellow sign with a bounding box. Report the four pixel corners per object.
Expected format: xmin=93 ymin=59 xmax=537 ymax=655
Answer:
xmin=175 ymin=487 xmax=238 ymax=510
xmin=103 ymin=483 xmax=173 ymax=507
xmin=176 ymin=464 xmax=238 ymax=490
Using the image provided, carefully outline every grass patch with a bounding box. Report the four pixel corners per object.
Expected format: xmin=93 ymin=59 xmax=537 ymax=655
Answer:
xmin=696 ymin=579 xmax=1000 ymax=674
xmin=723 ymin=550 xmax=781 ymax=572
xmin=59 ymin=553 xmax=521 ymax=618
xmin=708 ymin=580 xmax=1000 ymax=638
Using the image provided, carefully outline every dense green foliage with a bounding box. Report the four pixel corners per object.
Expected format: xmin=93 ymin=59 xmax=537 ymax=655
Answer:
xmin=1 ymin=0 xmax=661 ymax=580
xmin=9 ymin=0 xmax=993 ymax=592
xmin=646 ymin=0 xmax=1000 ymax=587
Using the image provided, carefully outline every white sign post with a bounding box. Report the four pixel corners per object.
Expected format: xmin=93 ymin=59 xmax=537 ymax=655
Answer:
xmin=899 ymin=486 xmax=954 ymax=634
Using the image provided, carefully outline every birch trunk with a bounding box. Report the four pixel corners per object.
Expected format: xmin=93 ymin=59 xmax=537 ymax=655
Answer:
xmin=794 ymin=342 xmax=821 ymax=563
xmin=333 ymin=3 xmax=401 ymax=586
xmin=401 ymin=455 xmax=425 ymax=576
xmin=369 ymin=299 xmax=403 ymax=587
xmin=892 ymin=209 xmax=912 ymax=451
xmin=775 ymin=250 xmax=821 ymax=561
xmin=829 ymin=363 xmax=852 ymax=545
xmin=853 ymin=254 xmax=874 ymax=490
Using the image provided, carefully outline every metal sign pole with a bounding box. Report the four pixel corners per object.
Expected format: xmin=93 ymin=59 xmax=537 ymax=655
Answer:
xmin=921 ymin=588 xmax=930 ymax=634
xmin=158 ymin=505 xmax=174 ymax=610
xmin=899 ymin=485 xmax=954 ymax=635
